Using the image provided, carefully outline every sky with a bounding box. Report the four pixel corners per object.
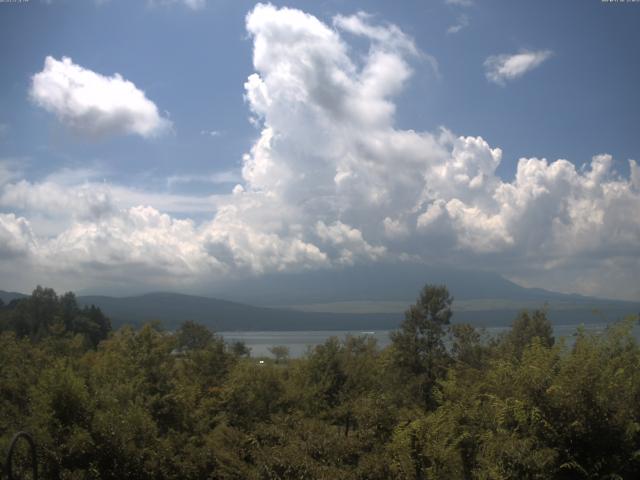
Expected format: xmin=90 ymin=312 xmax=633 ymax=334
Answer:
xmin=0 ymin=0 xmax=639 ymax=300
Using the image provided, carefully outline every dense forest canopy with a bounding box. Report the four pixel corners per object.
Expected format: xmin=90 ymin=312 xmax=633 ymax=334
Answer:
xmin=1 ymin=286 xmax=639 ymax=479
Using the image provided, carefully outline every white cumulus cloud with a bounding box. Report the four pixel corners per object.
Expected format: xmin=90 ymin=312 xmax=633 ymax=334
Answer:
xmin=1 ymin=5 xmax=639 ymax=300
xmin=179 ymin=0 xmax=205 ymax=9
xmin=445 ymin=0 xmax=474 ymax=6
xmin=484 ymin=50 xmax=553 ymax=85
xmin=0 ymin=213 xmax=36 ymax=258
xmin=43 ymin=205 xmax=216 ymax=278
xmin=151 ymin=0 xmax=206 ymax=9
xmin=447 ymin=14 xmax=469 ymax=34
xmin=30 ymin=56 xmax=171 ymax=138
xmin=333 ymin=11 xmax=418 ymax=55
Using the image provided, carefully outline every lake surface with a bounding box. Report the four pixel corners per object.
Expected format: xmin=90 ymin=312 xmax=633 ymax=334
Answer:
xmin=219 ymin=323 xmax=635 ymax=358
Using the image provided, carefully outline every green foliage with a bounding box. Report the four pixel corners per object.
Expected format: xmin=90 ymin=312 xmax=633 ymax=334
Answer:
xmin=268 ymin=345 xmax=290 ymax=364
xmin=222 ymin=361 xmax=288 ymax=429
xmin=176 ymin=320 xmax=214 ymax=351
xmin=498 ymin=309 xmax=555 ymax=359
xmin=1 ymin=286 xmax=640 ymax=479
xmin=390 ymin=284 xmax=453 ymax=408
xmin=450 ymin=323 xmax=489 ymax=370
xmin=0 ymin=286 xmax=111 ymax=347
xmin=230 ymin=340 xmax=251 ymax=358
xmin=388 ymin=410 xmax=467 ymax=480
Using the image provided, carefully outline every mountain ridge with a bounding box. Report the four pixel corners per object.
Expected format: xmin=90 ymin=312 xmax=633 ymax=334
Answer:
xmin=208 ymin=263 xmax=632 ymax=305
xmin=1 ymin=265 xmax=638 ymax=331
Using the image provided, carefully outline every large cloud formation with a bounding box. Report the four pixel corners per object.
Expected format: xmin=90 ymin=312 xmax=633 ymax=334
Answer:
xmin=2 ymin=4 xmax=639 ymax=299
xmin=30 ymin=56 xmax=171 ymax=138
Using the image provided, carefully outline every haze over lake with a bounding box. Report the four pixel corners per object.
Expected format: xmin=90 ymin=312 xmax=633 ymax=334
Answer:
xmin=220 ymin=323 xmax=639 ymax=358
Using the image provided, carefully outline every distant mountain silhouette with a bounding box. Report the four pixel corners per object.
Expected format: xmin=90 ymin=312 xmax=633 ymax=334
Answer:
xmin=2 ymin=264 xmax=638 ymax=331
xmin=76 ymin=292 xmax=398 ymax=331
xmin=210 ymin=263 xmax=602 ymax=306
xmin=0 ymin=290 xmax=27 ymax=304
xmin=74 ymin=291 xmax=639 ymax=331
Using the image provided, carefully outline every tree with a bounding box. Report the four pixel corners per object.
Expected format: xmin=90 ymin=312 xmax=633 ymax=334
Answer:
xmin=1 ymin=287 xmax=110 ymax=347
xmin=450 ymin=323 xmax=488 ymax=370
xmin=72 ymin=305 xmax=111 ymax=347
xmin=9 ymin=286 xmax=58 ymax=338
xmin=58 ymin=291 xmax=79 ymax=331
xmin=390 ymin=284 xmax=453 ymax=408
xmin=500 ymin=309 xmax=554 ymax=359
xmin=27 ymin=362 xmax=94 ymax=478
xmin=269 ymin=345 xmax=290 ymax=364
xmin=176 ymin=320 xmax=214 ymax=351
xmin=222 ymin=361 xmax=287 ymax=429
xmin=230 ymin=340 xmax=251 ymax=358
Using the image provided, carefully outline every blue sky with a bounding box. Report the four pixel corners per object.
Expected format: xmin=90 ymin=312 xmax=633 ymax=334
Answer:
xmin=3 ymin=0 xmax=639 ymax=185
xmin=1 ymin=0 xmax=639 ymax=300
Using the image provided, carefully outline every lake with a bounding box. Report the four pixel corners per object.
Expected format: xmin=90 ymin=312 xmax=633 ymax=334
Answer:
xmin=219 ymin=323 xmax=635 ymax=358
